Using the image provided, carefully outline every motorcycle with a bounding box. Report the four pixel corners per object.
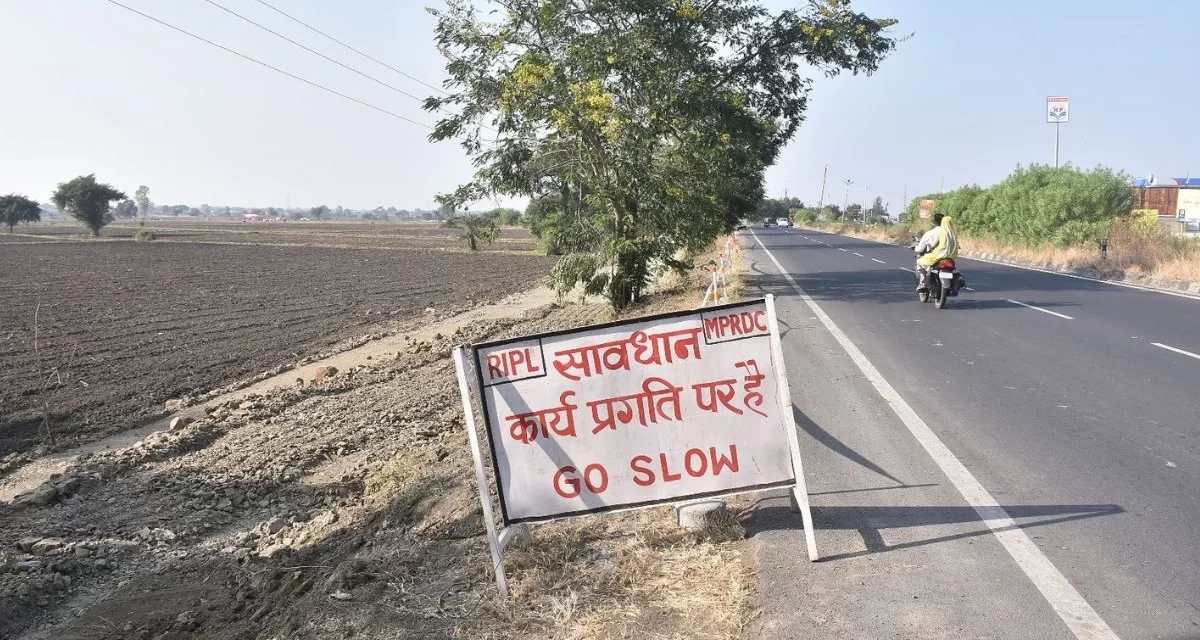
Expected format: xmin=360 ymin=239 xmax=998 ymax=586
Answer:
xmin=914 ymin=254 xmax=966 ymax=309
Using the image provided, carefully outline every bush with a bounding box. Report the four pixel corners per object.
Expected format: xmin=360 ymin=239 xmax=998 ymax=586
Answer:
xmin=903 ymin=165 xmax=1132 ymax=247
xmin=135 ymin=229 xmax=157 ymax=242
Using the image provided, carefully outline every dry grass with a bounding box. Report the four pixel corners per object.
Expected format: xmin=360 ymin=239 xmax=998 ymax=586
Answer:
xmin=803 ymin=222 xmax=1200 ymax=284
xmin=490 ymin=508 xmax=753 ymax=640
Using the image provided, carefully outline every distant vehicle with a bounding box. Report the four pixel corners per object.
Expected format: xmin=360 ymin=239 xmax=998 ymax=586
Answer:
xmin=762 ymin=218 xmax=776 ymax=228
xmin=776 ymin=217 xmax=792 ymax=227
xmin=735 ymin=220 xmax=748 ymax=231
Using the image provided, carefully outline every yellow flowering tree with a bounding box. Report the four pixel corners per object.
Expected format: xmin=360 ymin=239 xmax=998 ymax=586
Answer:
xmin=427 ymin=0 xmax=898 ymax=309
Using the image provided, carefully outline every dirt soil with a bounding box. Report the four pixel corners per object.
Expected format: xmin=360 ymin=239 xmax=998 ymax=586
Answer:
xmin=0 ymin=244 xmax=754 ymax=640
xmin=0 ymin=240 xmax=552 ymax=462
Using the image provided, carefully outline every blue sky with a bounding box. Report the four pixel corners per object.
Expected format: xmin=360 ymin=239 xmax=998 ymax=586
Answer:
xmin=1 ymin=1 xmax=1197 ymax=212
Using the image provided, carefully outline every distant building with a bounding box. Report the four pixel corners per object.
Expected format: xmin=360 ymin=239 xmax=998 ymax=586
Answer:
xmin=242 ymin=214 xmax=263 ymax=223
xmin=1131 ymin=176 xmax=1200 ymax=232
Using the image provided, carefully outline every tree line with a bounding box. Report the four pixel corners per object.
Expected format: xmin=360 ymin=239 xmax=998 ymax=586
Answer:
xmin=1 ymin=173 xmax=530 ymax=237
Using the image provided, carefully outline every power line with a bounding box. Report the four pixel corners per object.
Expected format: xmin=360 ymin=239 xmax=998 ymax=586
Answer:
xmin=101 ymin=0 xmax=432 ymax=130
xmin=202 ymin=0 xmax=429 ymax=106
xmin=252 ymin=0 xmax=447 ymax=96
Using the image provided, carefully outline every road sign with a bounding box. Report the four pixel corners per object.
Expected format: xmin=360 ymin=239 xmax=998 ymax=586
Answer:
xmin=919 ymin=199 xmax=936 ymax=219
xmin=1047 ymin=96 xmax=1070 ymax=123
xmin=473 ymin=298 xmax=801 ymax=523
xmin=454 ymin=296 xmax=819 ymax=595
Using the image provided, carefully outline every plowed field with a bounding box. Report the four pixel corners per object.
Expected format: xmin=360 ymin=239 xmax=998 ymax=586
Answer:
xmin=1 ymin=232 xmax=551 ymax=458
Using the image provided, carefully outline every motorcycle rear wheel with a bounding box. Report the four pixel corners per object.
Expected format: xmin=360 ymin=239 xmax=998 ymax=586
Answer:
xmin=935 ymin=284 xmax=949 ymax=309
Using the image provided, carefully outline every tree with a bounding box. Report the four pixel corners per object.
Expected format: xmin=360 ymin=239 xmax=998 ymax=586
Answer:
xmin=134 ymin=185 xmax=151 ymax=227
xmin=1 ymin=194 xmax=41 ymax=232
xmin=201 ymin=204 xmax=212 ymax=217
xmin=794 ymin=207 xmax=817 ymax=224
xmin=445 ymin=213 xmax=500 ymax=251
xmin=869 ymin=196 xmax=886 ymax=220
xmin=309 ymin=205 xmax=329 ymax=220
xmin=427 ymin=0 xmax=896 ymax=309
xmin=51 ymin=175 xmax=127 ymax=236
xmin=112 ymin=199 xmax=137 ymax=218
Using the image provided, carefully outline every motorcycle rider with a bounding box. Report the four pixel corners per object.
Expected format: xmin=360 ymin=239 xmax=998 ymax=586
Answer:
xmin=914 ymin=213 xmax=958 ymax=292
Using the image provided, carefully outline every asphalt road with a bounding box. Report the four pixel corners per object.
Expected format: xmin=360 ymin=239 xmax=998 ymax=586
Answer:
xmin=744 ymin=226 xmax=1199 ymax=640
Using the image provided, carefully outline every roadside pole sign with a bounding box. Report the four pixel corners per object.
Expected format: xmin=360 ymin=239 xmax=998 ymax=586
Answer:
xmin=919 ymin=199 xmax=936 ymax=219
xmin=453 ymin=296 xmax=818 ymax=597
xmin=1046 ymin=96 xmax=1070 ymax=123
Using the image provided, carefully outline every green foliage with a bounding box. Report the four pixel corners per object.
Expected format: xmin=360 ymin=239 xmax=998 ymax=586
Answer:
xmin=309 ymin=205 xmax=329 ymax=220
xmin=113 ymin=199 xmax=137 ymax=218
xmin=445 ymin=212 xmax=501 ymax=251
xmin=426 ymin=0 xmax=898 ymax=309
xmin=755 ymin=197 xmax=804 ymax=222
xmin=524 ymin=194 xmax=603 ymax=256
xmin=51 ymin=174 xmax=127 ymax=236
xmin=903 ymin=165 xmax=1133 ymax=246
xmin=820 ymin=204 xmax=842 ymax=221
xmin=1 ymin=194 xmax=41 ymax=232
xmin=134 ymin=185 xmax=151 ymax=227
xmin=794 ymin=208 xmax=818 ymax=224
xmin=491 ymin=208 xmax=522 ymax=226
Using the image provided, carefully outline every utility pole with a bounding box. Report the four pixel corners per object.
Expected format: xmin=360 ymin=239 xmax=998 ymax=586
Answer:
xmin=818 ymin=165 xmax=828 ymax=212
xmin=843 ymin=179 xmax=853 ymax=217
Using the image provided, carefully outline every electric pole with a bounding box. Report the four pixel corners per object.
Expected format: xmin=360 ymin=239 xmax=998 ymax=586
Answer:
xmin=818 ymin=165 xmax=828 ymax=212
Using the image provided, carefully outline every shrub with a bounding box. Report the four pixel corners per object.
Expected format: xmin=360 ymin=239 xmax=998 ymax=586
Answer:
xmin=135 ymin=229 xmax=157 ymax=242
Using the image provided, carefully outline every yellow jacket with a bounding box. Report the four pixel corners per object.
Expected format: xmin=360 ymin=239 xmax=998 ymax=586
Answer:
xmin=917 ymin=217 xmax=959 ymax=266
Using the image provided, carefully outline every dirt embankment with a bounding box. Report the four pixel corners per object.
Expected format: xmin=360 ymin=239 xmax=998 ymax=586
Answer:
xmin=1 ymin=252 xmax=754 ymax=640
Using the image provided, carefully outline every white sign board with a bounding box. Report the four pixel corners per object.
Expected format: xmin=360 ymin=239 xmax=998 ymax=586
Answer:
xmin=472 ymin=299 xmax=798 ymax=524
xmin=1178 ymin=189 xmax=1200 ymax=222
xmin=1047 ymin=96 xmax=1070 ymax=123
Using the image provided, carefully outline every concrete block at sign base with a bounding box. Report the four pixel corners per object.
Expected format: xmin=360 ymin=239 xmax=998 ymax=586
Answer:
xmin=676 ymin=500 xmax=727 ymax=530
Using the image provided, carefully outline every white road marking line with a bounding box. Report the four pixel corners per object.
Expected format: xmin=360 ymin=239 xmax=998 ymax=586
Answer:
xmin=898 ymin=267 xmax=914 ymax=273
xmin=853 ymin=252 xmax=864 ymax=257
xmin=966 ymin=254 xmax=1200 ymax=302
xmin=816 ymin=229 xmax=1200 ymax=303
xmin=965 ymin=287 xmax=976 ymax=291
xmin=749 ymin=228 xmax=1117 ymax=640
xmin=872 ymin=258 xmax=886 ymax=264
xmin=1007 ymin=299 xmax=1075 ymax=320
xmin=1152 ymin=342 xmax=1200 ymax=361
xmin=838 ymin=248 xmax=848 ymax=252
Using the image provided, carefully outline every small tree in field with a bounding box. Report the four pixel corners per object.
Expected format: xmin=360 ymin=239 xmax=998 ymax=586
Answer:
xmin=52 ymin=175 xmax=126 ymax=236
xmin=445 ymin=213 xmax=500 ymax=251
xmin=134 ymin=185 xmax=151 ymax=227
xmin=1 ymin=194 xmax=41 ymax=232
